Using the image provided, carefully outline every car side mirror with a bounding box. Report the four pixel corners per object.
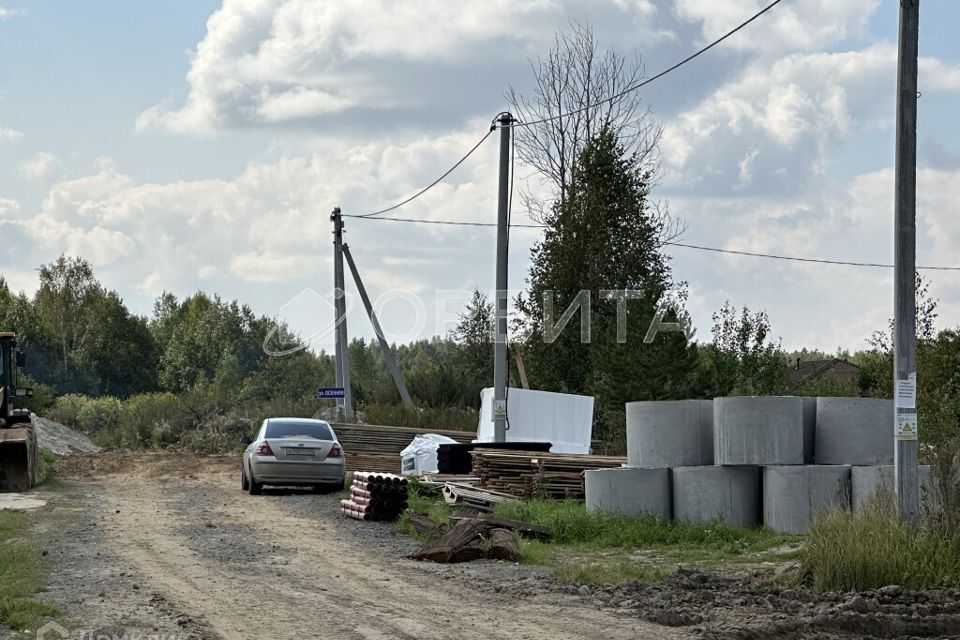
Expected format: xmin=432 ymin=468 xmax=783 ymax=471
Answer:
xmin=15 ymin=351 xmax=25 ymax=368
xmin=240 ymin=436 xmax=253 ymax=446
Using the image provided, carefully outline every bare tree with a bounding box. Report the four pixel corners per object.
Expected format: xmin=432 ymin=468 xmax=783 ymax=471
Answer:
xmin=507 ymin=22 xmax=681 ymax=242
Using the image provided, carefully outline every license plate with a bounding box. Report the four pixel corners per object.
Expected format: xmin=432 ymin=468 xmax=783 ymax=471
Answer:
xmin=284 ymin=448 xmax=316 ymax=457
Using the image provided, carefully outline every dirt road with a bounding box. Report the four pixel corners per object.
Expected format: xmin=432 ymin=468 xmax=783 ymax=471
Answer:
xmin=39 ymin=452 xmax=960 ymax=640
xmin=44 ymin=453 xmax=687 ymax=640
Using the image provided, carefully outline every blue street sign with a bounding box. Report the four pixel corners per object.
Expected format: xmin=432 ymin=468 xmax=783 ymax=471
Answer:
xmin=316 ymin=387 xmax=345 ymax=399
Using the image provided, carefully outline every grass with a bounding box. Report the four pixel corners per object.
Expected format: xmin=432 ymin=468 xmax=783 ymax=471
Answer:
xmin=0 ymin=511 xmax=58 ymax=630
xmin=395 ymin=479 xmax=454 ymax=537
xmin=495 ymin=499 xmax=796 ymax=556
xmin=398 ymin=491 xmax=799 ymax=585
xmin=802 ymin=493 xmax=960 ymax=591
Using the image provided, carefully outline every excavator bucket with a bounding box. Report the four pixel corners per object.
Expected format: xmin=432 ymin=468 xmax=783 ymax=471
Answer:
xmin=0 ymin=426 xmax=37 ymax=491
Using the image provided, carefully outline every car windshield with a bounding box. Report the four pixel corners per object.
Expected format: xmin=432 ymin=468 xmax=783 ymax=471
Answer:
xmin=264 ymin=421 xmax=333 ymax=440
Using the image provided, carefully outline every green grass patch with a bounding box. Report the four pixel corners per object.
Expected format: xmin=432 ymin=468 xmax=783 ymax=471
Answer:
xmin=802 ymin=495 xmax=960 ymax=591
xmin=396 ymin=479 xmax=453 ymax=537
xmin=495 ymin=499 xmax=795 ymax=555
xmin=0 ymin=511 xmax=58 ymax=630
xmin=397 ymin=491 xmax=799 ymax=585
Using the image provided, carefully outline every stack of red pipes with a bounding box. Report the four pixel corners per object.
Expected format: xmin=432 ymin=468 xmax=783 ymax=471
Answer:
xmin=340 ymin=471 xmax=409 ymax=521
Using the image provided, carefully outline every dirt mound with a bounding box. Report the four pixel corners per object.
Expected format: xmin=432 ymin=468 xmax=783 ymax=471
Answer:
xmin=32 ymin=415 xmax=101 ymax=455
xmin=561 ymin=569 xmax=960 ymax=639
xmin=54 ymin=451 xmax=239 ymax=480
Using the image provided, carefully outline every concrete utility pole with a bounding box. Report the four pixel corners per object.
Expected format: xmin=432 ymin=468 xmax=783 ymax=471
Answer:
xmin=493 ymin=112 xmax=513 ymax=443
xmin=893 ymin=0 xmax=920 ymax=524
xmin=342 ymin=243 xmax=416 ymax=411
xmin=331 ymin=207 xmax=354 ymax=420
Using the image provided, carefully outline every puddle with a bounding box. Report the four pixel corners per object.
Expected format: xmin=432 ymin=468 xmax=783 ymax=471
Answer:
xmin=0 ymin=493 xmax=47 ymax=510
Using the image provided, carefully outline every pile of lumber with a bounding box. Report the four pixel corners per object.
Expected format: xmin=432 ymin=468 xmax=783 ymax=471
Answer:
xmin=331 ymin=422 xmax=474 ymax=474
xmin=408 ymin=516 xmax=520 ymax=563
xmin=436 ymin=441 xmax=552 ymax=474
xmin=470 ymin=449 xmax=627 ymax=498
xmin=340 ymin=472 xmax=409 ymax=521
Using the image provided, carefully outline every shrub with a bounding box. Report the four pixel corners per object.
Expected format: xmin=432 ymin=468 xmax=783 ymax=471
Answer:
xmin=177 ymin=414 xmax=253 ymax=453
xmin=46 ymin=393 xmax=90 ymax=427
xmin=801 ymin=491 xmax=960 ymax=591
xmin=76 ymin=396 xmax=122 ymax=434
xmin=122 ymin=392 xmax=190 ymax=448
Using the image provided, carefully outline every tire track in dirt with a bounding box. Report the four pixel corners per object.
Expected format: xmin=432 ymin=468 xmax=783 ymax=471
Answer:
xmin=93 ymin=455 xmax=685 ymax=640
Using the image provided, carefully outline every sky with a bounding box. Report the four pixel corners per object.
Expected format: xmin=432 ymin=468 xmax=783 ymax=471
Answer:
xmin=1 ymin=0 xmax=959 ymax=355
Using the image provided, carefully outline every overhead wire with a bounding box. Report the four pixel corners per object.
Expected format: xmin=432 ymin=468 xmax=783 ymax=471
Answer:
xmin=340 ymin=213 xmax=960 ymax=271
xmin=341 ymin=0 xmax=960 ymax=273
xmin=511 ymin=0 xmax=788 ymax=129
xmin=351 ymin=0 xmax=786 ymax=220
xmin=355 ymin=128 xmax=494 ymax=218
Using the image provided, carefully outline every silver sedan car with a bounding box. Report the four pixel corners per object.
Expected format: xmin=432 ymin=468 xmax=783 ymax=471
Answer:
xmin=241 ymin=417 xmax=346 ymax=494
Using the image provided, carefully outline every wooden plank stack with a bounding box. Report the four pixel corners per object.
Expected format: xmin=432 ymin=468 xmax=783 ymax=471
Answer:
xmin=340 ymin=471 xmax=410 ymax=521
xmin=470 ymin=449 xmax=627 ymax=499
xmin=436 ymin=441 xmax=552 ymax=474
xmin=330 ymin=422 xmax=474 ymax=474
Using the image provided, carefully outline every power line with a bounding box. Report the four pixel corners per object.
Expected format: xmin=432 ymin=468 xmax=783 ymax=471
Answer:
xmin=667 ymin=242 xmax=960 ymax=271
xmin=512 ymin=0 xmax=787 ymax=129
xmin=342 ymin=213 xmax=541 ymax=228
xmin=340 ymin=214 xmax=960 ymax=271
xmin=355 ymin=129 xmax=494 ymax=218
xmin=351 ymin=0 xmax=784 ymax=219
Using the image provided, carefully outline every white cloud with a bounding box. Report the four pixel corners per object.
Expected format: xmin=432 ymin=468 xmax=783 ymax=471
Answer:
xmin=0 ymin=197 xmax=19 ymax=219
xmin=0 ymin=126 xmax=22 ymax=143
xmin=18 ymin=152 xmax=61 ymax=181
xmin=661 ymin=45 xmax=897 ymax=194
xmin=667 ymin=160 xmax=960 ymax=351
xmin=673 ymin=0 xmax=880 ymax=54
xmin=919 ymin=57 xmax=960 ymax=92
xmin=3 ymin=126 xmax=507 ymax=320
xmin=0 ymin=6 xmax=25 ymax=20
xmin=136 ymin=0 xmax=670 ymax=134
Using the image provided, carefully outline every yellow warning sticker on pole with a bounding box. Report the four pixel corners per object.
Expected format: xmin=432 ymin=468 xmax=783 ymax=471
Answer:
xmin=896 ymin=412 xmax=918 ymax=440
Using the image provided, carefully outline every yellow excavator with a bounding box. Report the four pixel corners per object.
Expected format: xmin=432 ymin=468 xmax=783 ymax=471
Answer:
xmin=0 ymin=332 xmax=36 ymax=491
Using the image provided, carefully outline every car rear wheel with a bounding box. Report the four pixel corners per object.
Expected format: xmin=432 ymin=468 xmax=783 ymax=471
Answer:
xmin=247 ymin=470 xmax=262 ymax=495
xmin=240 ymin=467 xmax=249 ymax=491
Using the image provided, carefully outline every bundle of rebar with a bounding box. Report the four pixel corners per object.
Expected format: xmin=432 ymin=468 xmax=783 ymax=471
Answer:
xmin=339 ymin=471 xmax=410 ymax=522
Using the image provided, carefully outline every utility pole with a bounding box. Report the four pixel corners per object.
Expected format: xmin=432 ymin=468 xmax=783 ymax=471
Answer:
xmin=342 ymin=243 xmax=416 ymax=411
xmin=331 ymin=207 xmax=354 ymax=421
xmin=493 ymin=112 xmax=513 ymax=443
xmin=893 ymin=0 xmax=920 ymax=524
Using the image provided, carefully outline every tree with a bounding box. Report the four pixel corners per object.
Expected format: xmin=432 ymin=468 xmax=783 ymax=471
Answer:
xmin=699 ymin=302 xmax=788 ymax=396
xmin=869 ymin=274 xmax=938 ymax=351
xmin=85 ymin=291 xmax=158 ymax=396
xmin=519 ymin=127 xmax=672 ymax=395
xmin=34 ymin=256 xmax=103 ymax=381
xmin=506 ymin=22 xmax=666 ymax=226
xmin=449 ymin=289 xmax=494 ymax=406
